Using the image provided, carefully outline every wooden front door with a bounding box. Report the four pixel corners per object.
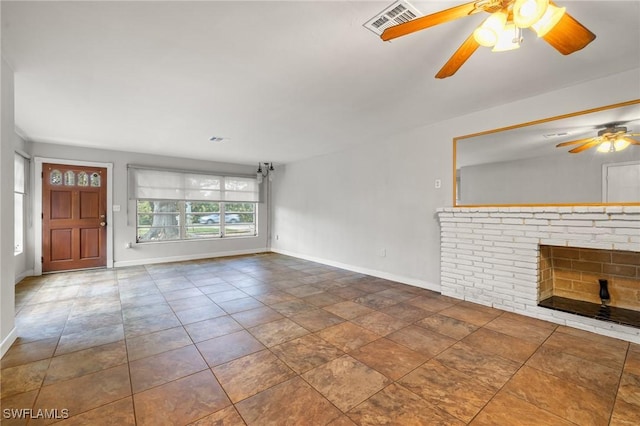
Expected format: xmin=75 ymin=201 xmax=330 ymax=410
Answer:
xmin=42 ymin=163 xmax=107 ymax=272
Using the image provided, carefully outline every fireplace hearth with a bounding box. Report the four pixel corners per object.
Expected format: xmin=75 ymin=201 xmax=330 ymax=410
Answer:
xmin=539 ymin=296 xmax=640 ymax=328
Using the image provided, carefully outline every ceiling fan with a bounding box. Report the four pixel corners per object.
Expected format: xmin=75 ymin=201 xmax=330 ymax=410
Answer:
xmin=380 ymin=0 xmax=596 ymax=79
xmin=555 ymin=125 xmax=640 ymax=154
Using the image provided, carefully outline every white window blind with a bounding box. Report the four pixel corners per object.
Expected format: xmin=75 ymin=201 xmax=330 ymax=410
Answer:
xmin=14 ymin=153 xmax=26 ymax=194
xmin=129 ymin=167 xmax=259 ymax=202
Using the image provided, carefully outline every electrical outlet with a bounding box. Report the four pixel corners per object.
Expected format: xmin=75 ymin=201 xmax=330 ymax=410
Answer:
xmin=380 ymin=248 xmax=386 ymax=257
xmin=435 ymin=179 xmax=442 ymax=189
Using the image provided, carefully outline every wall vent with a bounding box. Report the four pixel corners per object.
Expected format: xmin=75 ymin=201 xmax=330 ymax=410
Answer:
xmin=363 ymin=0 xmax=422 ymax=36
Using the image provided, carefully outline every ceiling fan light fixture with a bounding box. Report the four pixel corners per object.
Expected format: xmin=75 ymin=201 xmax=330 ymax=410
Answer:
xmin=492 ymin=24 xmax=522 ymax=52
xmin=597 ymin=138 xmax=631 ymax=153
xmin=473 ymin=10 xmax=507 ymax=47
xmin=531 ymin=5 xmax=566 ymax=37
xmin=513 ymin=0 xmax=549 ymax=28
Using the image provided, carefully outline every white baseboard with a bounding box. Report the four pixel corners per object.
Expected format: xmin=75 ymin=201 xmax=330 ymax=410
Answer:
xmin=15 ymin=269 xmax=34 ymax=284
xmin=1 ymin=327 xmax=17 ymax=358
xmin=271 ymin=248 xmax=440 ymax=292
xmin=113 ymin=248 xmax=269 ymax=268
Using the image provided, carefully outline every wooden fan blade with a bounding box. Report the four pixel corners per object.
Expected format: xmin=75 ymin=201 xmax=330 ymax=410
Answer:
xmin=381 ymin=1 xmax=478 ymax=41
xmin=555 ymin=137 xmax=593 ymax=148
xmin=543 ymin=10 xmax=596 ymax=55
xmin=435 ymin=33 xmax=480 ymax=79
xmin=569 ymin=140 xmax=599 ymax=153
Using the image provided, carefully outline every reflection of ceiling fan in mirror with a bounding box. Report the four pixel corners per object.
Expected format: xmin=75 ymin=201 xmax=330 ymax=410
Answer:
xmin=377 ymin=0 xmax=595 ymax=79
xmin=555 ymin=126 xmax=640 ymax=154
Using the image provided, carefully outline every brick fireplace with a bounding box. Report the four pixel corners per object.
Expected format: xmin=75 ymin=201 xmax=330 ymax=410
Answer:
xmin=437 ymin=206 xmax=640 ymax=343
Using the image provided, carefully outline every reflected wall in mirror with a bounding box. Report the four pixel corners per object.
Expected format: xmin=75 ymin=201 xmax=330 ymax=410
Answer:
xmin=454 ymin=100 xmax=640 ymax=206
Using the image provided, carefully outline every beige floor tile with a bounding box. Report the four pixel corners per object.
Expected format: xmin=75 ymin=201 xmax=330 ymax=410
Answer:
xmin=236 ymin=377 xmax=341 ymax=425
xmin=439 ymin=304 xmax=501 ymax=327
xmin=323 ymin=301 xmax=374 ymax=320
xmin=435 ymin=342 xmax=521 ymax=391
xmin=350 ymin=311 xmax=408 ymax=337
xmin=270 ymin=334 xmax=344 ymax=374
xmin=184 ymin=315 xmax=244 ymax=343
xmin=471 ymin=391 xmax=575 ymax=426
xmin=399 ymin=359 xmax=496 ymax=422
xmin=129 ymin=345 xmax=208 ymax=393
xmin=60 ymin=397 xmax=136 ymax=426
xmin=134 ymin=370 xmax=230 ymax=426
xmin=123 ymin=312 xmax=182 ymax=339
xmin=290 ymin=308 xmax=345 ymax=332
xmin=415 ymin=314 xmax=478 ymax=340
xmin=0 ymin=338 xmax=58 ymax=369
xmin=34 ymin=364 xmax=131 ymax=423
xmin=347 ymin=383 xmax=464 ymax=425
xmin=302 ymin=355 xmax=390 ymax=412
xmin=386 ymin=324 xmax=457 ymax=357
xmin=55 ymin=323 xmax=124 ymax=356
xmin=503 ymin=365 xmax=615 ymax=426
xmin=350 ymin=338 xmax=429 ymax=380
xmin=126 ymin=326 xmax=192 ymax=361
xmin=316 ymin=322 xmax=380 ymax=353
xmin=44 ymin=340 xmax=127 ymax=385
xmin=231 ymin=306 xmax=284 ymax=328
xmin=543 ymin=330 xmax=628 ymax=370
xmin=462 ymin=327 xmax=540 ymax=363
xmin=212 ymin=350 xmax=295 ymax=403
xmin=196 ymin=330 xmax=265 ymax=367
xmin=526 ymin=345 xmax=622 ymax=396
xmin=248 ymin=318 xmax=310 ymax=347
xmin=1 ymin=359 xmax=50 ymax=398
xmin=189 ymin=405 xmax=246 ymax=425
xmin=483 ymin=313 xmax=555 ymax=344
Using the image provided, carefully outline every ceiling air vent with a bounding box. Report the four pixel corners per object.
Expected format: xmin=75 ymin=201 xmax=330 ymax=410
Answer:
xmin=543 ymin=132 xmax=570 ymax=139
xmin=363 ymin=0 xmax=422 ymax=36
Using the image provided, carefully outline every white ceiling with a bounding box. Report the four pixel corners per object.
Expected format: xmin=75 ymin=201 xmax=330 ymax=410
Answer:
xmin=2 ymin=1 xmax=639 ymax=166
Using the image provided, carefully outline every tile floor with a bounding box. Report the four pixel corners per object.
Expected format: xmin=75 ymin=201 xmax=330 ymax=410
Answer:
xmin=1 ymin=253 xmax=639 ymax=425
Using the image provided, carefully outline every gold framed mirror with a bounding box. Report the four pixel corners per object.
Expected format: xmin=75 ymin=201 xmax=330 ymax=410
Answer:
xmin=454 ymin=99 xmax=640 ymax=207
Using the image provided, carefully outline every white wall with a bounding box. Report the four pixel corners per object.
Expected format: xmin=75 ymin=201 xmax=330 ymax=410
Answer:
xmin=271 ymin=68 xmax=640 ymax=290
xmin=460 ymin=149 xmax=640 ymax=205
xmin=1 ymin=57 xmax=17 ymax=356
xmin=30 ymin=142 xmax=269 ymax=268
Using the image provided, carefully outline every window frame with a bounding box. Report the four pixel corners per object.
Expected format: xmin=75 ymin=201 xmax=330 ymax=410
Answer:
xmin=135 ymin=200 xmax=257 ymax=243
xmin=14 ymin=153 xmax=28 ymax=255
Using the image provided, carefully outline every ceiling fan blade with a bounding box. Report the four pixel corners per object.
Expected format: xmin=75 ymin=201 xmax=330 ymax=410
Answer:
xmin=381 ymin=1 xmax=478 ymax=41
xmin=569 ymin=140 xmax=599 ymax=153
xmin=542 ymin=9 xmax=596 ymax=55
xmin=435 ymin=33 xmax=480 ymax=79
xmin=555 ymin=137 xmax=593 ymax=148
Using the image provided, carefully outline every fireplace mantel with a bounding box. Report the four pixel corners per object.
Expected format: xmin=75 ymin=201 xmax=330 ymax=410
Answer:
xmin=437 ymin=206 xmax=640 ymax=343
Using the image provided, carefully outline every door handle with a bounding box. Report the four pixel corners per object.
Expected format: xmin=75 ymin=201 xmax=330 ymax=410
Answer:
xmin=100 ymin=222 xmax=106 ymax=227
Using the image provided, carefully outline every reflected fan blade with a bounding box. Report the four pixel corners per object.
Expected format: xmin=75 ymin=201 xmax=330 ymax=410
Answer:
xmin=543 ymin=10 xmax=596 ymax=55
xmin=569 ymin=140 xmax=599 ymax=153
xmin=555 ymin=137 xmax=593 ymax=148
xmin=381 ymin=1 xmax=478 ymax=41
xmin=435 ymin=33 xmax=480 ymax=79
